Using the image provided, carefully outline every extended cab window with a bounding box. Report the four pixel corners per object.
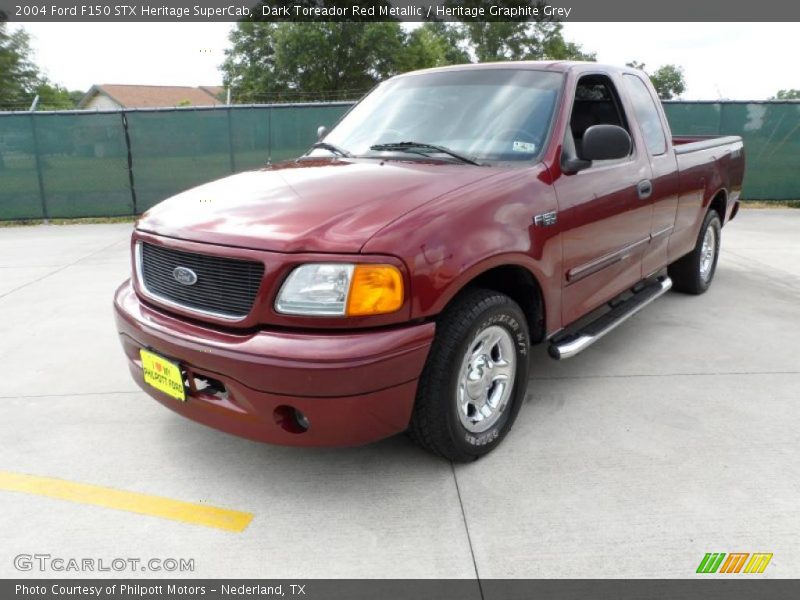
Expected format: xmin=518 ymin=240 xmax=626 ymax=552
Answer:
xmin=566 ymin=74 xmax=633 ymax=164
xmin=622 ymin=74 xmax=667 ymax=156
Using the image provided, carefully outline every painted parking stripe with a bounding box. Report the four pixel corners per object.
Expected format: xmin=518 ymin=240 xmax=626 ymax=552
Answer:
xmin=0 ymin=470 xmax=253 ymax=532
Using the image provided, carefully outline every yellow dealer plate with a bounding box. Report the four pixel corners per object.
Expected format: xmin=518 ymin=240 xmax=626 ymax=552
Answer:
xmin=140 ymin=349 xmax=186 ymax=402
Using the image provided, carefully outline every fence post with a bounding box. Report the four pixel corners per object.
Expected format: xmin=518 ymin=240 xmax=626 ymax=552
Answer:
xmin=226 ymin=106 xmax=236 ymax=173
xmin=120 ymin=111 xmax=138 ymax=215
xmin=28 ymin=113 xmax=48 ymax=221
xmin=267 ymin=105 xmax=272 ymax=165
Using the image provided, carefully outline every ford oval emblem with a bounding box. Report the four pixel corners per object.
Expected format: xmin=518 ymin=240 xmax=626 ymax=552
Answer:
xmin=172 ymin=266 xmax=198 ymax=286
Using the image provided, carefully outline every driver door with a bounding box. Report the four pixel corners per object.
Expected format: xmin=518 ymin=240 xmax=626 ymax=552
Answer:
xmin=553 ymin=73 xmax=654 ymax=326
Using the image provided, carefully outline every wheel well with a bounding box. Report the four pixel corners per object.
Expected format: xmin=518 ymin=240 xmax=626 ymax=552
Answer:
xmin=462 ymin=265 xmax=545 ymax=343
xmin=710 ymin=191 xmax=727 ymax=225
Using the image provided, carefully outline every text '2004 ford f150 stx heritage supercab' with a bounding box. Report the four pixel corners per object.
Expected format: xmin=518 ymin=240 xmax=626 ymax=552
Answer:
xmin=114 ymin=62 xmax=745 ymax=461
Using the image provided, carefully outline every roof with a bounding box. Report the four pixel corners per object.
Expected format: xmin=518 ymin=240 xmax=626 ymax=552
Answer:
xmin=78 ymin=84 xmax=224 ymax=109
xmin=199 ymin=86 xmax=225 ymax=99
xmin=395 ymin=61 xmax=623 ymax=78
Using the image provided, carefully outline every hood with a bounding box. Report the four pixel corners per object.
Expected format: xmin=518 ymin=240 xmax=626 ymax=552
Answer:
xmin=136 ymin=158 xmax=501 ymax=253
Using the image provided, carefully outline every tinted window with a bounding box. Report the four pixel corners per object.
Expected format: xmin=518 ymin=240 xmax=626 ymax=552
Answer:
xmin=568 ymin=74 xmax=632 ymax=164
xmin=623 ymin=74 xmax=667 ymax=155
xmin=570 ymin=75 xmax=630 ymax=141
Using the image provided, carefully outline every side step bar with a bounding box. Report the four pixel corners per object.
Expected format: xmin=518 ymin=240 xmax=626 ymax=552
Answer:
xmin=548 ymin=276 xmax=672 ymax=360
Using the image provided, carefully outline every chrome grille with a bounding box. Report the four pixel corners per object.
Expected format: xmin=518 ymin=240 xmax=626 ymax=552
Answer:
xmin=138 ymin=242 xmax=264 ymax=319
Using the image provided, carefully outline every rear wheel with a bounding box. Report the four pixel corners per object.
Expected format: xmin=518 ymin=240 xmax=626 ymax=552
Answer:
xmin=409 ymin=288 xmax=531 ymax=462
xmin=668 ymin=210 xmax=722 ymax=294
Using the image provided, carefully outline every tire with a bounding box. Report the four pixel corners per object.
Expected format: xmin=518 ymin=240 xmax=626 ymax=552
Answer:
xmin=409 ymin=288 xmax=531 ymax=462
xmin=668 ymin=210 xmax=722 ymax=294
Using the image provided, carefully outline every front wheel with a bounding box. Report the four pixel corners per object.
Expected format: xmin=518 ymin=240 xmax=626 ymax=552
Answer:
xmin=668 ymin=210 xmax=722 ymax=294
xmin=409 ymin=288 xmax=531 ymax=462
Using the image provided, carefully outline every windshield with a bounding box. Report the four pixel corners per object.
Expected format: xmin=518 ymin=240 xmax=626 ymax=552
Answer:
xmin=316 ymin=69 xmax=564 ymax=164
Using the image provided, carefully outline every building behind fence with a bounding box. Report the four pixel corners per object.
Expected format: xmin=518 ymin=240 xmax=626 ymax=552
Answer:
xmin=1 ymin=101 xmax=798 ymax=220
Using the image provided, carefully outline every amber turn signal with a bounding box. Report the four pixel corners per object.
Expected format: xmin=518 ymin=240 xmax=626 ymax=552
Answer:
xmin=346 ymin=265 xmax=404 ymax=316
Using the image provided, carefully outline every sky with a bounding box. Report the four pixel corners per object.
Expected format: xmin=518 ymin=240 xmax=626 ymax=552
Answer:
xmin=11 ymin=22 xmax=799 ymax=100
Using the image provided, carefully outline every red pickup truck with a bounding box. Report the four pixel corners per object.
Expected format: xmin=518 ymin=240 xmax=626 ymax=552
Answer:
xmin=114 ymin=62 xmax=744 ymax=461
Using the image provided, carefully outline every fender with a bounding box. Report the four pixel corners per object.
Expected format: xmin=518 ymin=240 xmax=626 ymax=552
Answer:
xmin=422 ymin=252 xmax=560 ymax=337
xmin=670 ymin=186 xmax=728 ymax=263
xmin=362 ymin=164 xmax=563 ymax=336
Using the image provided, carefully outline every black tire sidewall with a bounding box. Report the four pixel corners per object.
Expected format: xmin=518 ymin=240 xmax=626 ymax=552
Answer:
xmin=443 ymin=299 xmax=530 ymax=459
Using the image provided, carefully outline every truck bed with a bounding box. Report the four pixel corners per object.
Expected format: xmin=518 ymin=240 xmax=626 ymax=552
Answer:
xmin=672 ymin=135 xmax=743 ymax=154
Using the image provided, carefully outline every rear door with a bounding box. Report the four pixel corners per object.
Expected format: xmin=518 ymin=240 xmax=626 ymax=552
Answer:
xmin=553 ymin=72 xmax=654 ymax=326
xmin=621 ymin=72 xmax=680 ymax=277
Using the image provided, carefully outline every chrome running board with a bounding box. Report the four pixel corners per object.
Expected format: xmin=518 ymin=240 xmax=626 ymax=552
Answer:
xmin=548 ymin=276 xmax=672 ymax=360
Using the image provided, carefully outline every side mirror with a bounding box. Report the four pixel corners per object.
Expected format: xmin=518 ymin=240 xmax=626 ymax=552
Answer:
xmin=316 ymin=125 xmax=328 ymax=141
xmin=581 ymin=124 xmax=631 ymax=161
xmin=561 ymin=155 xmax=591 ymax=174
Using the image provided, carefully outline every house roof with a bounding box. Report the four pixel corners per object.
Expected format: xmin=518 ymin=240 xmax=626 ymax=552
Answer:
xmin=78 ymin=84 xmax=224 ymax=109
xmin=199 ymin=86 xmax=225 ymax=100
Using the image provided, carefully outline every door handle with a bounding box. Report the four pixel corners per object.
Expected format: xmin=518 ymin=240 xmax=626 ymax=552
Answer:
xmin=637 ymin=179 xmax=653 ymax=200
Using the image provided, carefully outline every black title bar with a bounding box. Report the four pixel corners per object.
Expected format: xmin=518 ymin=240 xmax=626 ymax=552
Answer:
xmin=1 ymin=0 xmax=799 ymax=22
xmin=3 ymin=579 xmax=800 ymax=600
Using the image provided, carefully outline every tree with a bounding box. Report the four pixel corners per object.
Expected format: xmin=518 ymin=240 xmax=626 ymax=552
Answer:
xmin=447 ymin=0 xmax=594 ymax=62
xmin=650 ymin=65 xmax=686 ymax=100
xmin=0 ymin=22 xmax=39 ymax=110
xmin=68 ymin=89 xmax=85 ymax=106
xmin=34 ymin=82 xmax=81 ymax=110
xmin=456 ymin=21 xmax=594 ymax=62
xmin=224 ymin=1 xmax=415 ymax=101
xmin=626 ymin=61 xmax=686 ymax=99
xmin=223 ymin=22 xmax=409 ymax=102
xmin=1 ymin=21 xmax=81 ymax=110
xmin=221 ymin=21 xmax=279 ymax=102
xmin=397 ymin=22 xmax=470 ymax=73
xmin=223 ymin=0 xmax=597 ymax=102
xmin=273 ymin=22 xmax=405 ymax=97
xmin=771 ymin=89 xmax=800 ymax=100
xmin=540 ymin=28 xmax=596 ymax=61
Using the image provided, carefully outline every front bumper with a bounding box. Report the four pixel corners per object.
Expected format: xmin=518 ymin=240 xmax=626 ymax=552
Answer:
xmin=114 ymin=280 xmax=435 ymax=446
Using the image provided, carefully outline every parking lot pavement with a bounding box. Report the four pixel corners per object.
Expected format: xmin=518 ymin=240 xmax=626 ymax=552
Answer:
xmin=0 ymin=209 xmax=798 ymax=579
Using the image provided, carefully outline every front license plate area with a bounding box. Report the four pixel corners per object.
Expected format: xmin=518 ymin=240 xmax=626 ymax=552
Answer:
xmin=140 ymin=349 xmax=186 ymax=402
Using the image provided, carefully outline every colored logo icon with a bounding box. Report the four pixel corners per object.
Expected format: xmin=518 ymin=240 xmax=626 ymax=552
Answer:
xmin=697 ymin=552 xmax=772 ymax=574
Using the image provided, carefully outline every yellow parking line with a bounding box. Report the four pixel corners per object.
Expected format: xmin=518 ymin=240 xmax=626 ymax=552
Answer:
xmin=0 ymin=470 xmax=253 ymax=533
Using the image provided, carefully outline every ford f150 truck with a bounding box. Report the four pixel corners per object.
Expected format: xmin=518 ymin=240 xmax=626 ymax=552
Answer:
xmin=114 ymin=62 xmax=745 ymax=461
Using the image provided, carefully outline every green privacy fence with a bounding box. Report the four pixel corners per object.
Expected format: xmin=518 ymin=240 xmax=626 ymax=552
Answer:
xmin=0 ymin=103 xmax=352 ymax=220
xmin=663 ymin=101 xmax=800 ymax=201
xmin=1 ymin=100 xmax=798 ymax=220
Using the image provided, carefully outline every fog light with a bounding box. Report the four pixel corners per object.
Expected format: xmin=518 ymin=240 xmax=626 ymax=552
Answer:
xmin=273 ymin=405 xmax=309 ymax=434
xmin=294 ymin=409 xmax=310 ymax=431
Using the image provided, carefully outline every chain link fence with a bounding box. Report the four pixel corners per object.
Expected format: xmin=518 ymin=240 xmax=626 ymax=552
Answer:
xmin=1 ymin=101 xmax=798 ymax=220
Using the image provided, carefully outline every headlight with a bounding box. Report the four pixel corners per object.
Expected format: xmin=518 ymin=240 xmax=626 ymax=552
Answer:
xmin=275 ymin=263 xmax=404 ymax=317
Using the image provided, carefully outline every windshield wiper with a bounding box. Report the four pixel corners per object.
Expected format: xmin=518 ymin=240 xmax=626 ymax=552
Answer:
xmin=310 ymin=141 xmax=353 ymax=158
xmin=370 ymin=142 xmax=482 ymax=166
